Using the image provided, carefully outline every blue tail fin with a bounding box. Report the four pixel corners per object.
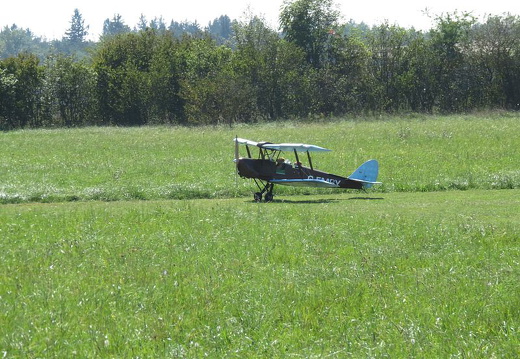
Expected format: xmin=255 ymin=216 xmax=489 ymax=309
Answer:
xmin=348 ymin=160 xmax=381 ymax=188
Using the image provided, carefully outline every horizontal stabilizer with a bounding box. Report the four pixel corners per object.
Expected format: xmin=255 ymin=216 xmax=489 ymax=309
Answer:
xmin=271 ymin=178 xmax=340 ymax=188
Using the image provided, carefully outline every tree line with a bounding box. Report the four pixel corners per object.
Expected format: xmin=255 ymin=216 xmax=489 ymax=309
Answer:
xmin=1 ymin=0 xmax=520 ymax=130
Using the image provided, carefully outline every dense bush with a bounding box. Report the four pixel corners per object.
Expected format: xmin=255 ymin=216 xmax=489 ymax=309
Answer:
xmin=1 ymin=3 xmax=520 ymax=130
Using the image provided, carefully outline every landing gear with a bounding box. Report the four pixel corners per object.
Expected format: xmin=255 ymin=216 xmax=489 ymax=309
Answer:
xmin=253 ymin=180 xmax=274 ymax=202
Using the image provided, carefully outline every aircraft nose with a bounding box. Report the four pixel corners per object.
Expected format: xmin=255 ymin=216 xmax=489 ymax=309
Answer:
xmin=235 ymin=158 xmax=252 ymax=178
xmin=236 ymin=158 xmax=244 ymax=171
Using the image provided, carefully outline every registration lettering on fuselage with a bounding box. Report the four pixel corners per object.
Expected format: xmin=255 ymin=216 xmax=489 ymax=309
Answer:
xmin=307 ymin=175 xmax=341 ymax=186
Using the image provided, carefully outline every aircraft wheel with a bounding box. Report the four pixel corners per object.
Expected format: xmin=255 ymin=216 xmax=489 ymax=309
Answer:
xmin=254 ymin=192 xmax=262 ymax=202
xmin=264 ymin=192 xmax=274 ymax=202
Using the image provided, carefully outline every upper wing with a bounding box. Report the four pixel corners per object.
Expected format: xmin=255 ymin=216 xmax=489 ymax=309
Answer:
xmin=261 ymin=143 xmax=331 ymax=153
xmin=235 ymin=138 xmax=330 ymax=153
xmin=235 ymin=138 xmax=259 ymax=147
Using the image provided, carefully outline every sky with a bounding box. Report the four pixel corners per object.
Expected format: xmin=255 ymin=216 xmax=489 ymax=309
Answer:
xmin=2 ymin=0 xmax=519 ymax=40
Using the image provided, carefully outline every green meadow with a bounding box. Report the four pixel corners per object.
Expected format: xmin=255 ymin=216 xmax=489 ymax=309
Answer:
xmin=1 ymin=114 xmax=519 ymax=357
xmin=1 ymin=112 xmax=519 ymax=204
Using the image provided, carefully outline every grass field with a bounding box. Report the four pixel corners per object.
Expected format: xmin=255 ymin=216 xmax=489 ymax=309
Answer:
xmin=1 ymin=191 xmax=519 ymax=357
xmin=1 ymin=113 xmax=519 ymax=357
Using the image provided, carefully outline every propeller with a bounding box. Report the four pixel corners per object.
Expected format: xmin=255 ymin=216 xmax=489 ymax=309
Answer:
xmin=234 ymin=136 xmax=239 ymax=186
xmin=234 ymin=135 xmax=239 ymax=165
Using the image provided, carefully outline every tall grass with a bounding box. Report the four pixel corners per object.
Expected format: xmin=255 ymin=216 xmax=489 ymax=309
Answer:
xmin=1 ymin=113 xmax=519 ymax=204
xmin=1 ymin=190 xmax=519 ymax=357
xmin=2 ymin=114 xmax=519 ymax=356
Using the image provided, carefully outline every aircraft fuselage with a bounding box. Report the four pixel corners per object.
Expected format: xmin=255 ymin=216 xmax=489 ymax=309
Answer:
xmin=236 ymin=158 xmax=363 ymax=190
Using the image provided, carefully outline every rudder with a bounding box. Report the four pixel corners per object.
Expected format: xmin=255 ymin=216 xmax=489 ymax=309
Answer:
xmin=348 ymin=159 xmax=380 ymax=188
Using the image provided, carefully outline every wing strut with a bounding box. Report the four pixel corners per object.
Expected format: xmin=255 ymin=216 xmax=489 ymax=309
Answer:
xmin=306 ymin=151 xmax=313 ymax=170
xmin=293 ymin=149 xmax=305 ymax=176
xmin=293 ymin=149 xmax=299 ymax=164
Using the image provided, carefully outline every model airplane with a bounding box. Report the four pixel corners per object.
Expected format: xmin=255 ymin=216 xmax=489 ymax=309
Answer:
xmin=234 ymin=137 xmax=381 ymax=202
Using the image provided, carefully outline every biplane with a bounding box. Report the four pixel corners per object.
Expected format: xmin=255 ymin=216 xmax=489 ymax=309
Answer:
xmin=234 ymin=137 xmax=381 ymax=202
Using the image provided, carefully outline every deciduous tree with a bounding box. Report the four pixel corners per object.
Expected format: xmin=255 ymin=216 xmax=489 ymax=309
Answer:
xmin=280 ymin=0 xmax=340 ymax=68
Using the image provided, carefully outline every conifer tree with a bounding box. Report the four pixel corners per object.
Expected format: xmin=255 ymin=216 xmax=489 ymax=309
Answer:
xmin=65 ymin=9 xmax=89 ymax=44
